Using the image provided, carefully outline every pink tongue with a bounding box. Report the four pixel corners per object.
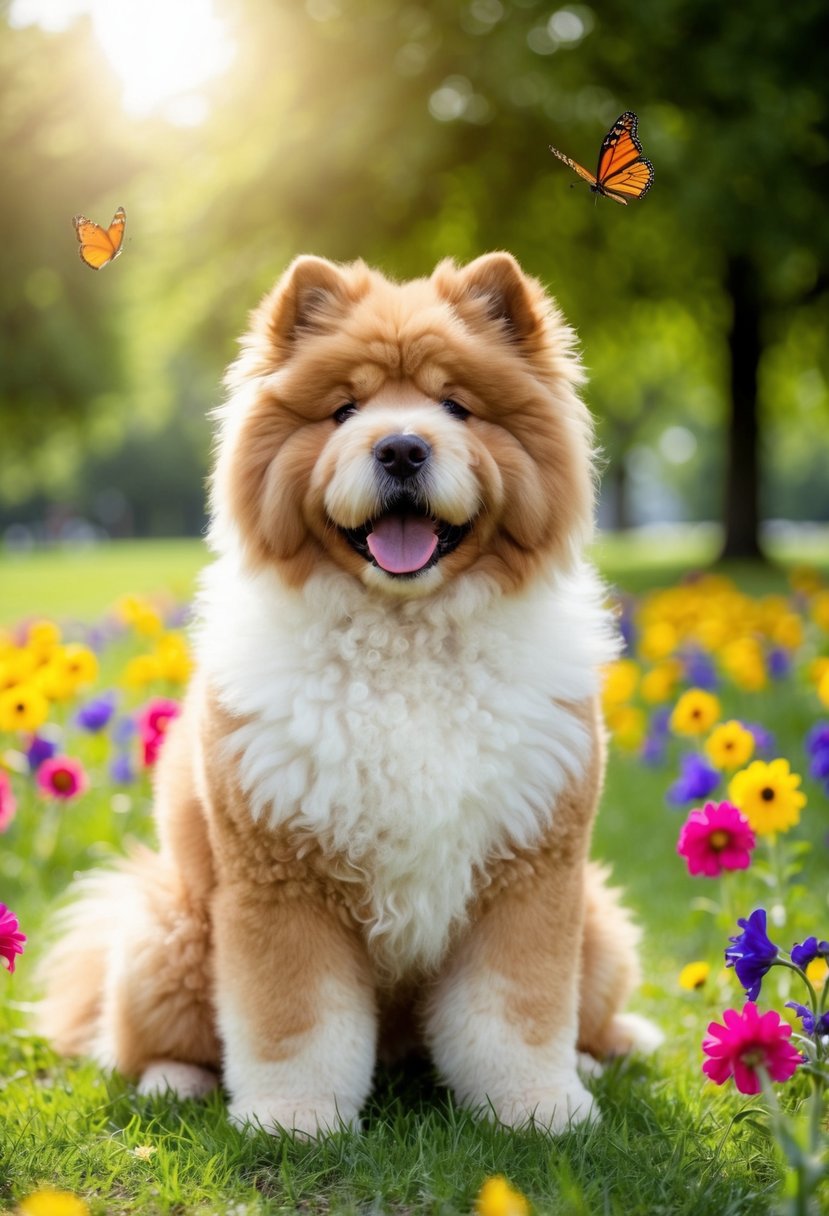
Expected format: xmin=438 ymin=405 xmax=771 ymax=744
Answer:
xmin=367 ymin=515 xmax=438 ymax=574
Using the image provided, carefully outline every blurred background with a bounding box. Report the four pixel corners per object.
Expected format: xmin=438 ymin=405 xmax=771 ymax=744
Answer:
xmin=1 ymin=0 xmax=827 ymax=562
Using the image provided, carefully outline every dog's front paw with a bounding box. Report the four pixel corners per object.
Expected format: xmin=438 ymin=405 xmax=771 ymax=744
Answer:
xmin=491 ymin=1076 xmax=598 ymax=1134
xmin=228 ymin=1096 xmax=359 ymax=1139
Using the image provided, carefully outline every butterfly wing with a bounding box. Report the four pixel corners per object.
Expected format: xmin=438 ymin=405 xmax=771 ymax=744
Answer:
xmin=73 ymin=206 xmax=126 ymax=269
xmin=595 ymin=113 xmax=654 ymax=204
xmin=549 ymin=143 xmax=598 ymax=188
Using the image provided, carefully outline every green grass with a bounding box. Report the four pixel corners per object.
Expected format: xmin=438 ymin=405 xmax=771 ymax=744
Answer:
xmin=1 ymin=538 xmax=827 ymax=1214
xmin=3 ymin=526 xmax=829 ymax=625
xmin=0 ymin=539 xmax=207 ymax=624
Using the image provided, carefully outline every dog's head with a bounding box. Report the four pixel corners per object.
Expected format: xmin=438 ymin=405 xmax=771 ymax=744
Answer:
xmin=211 ymin=252 xmax=595 ymax=596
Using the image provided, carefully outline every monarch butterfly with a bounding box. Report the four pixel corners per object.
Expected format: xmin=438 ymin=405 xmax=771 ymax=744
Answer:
xmin=73 ymin=206 xmax=126 ymax=269
xmin=549 ymin=112 xmax=654 ymax=205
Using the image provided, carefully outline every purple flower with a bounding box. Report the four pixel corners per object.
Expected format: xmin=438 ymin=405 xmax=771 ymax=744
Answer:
xmin=26 ymin=734 xmax=58 ymax=771
xmin=786 ymin=1002 xmax=829 ymax=1036
xmin=746 ymin=722 xmax=776 ymax=757
xmin=791 ymin=936 xmax=829 ymax=970
xmin=110 ymin=753 xmax=135 ymax=785
xmin=112 ymin=716 xmax=137 ymax=745
xmin=667 ymin=754 xmax=720 ymax=806
xmin=725 ymin=909 xmax=779 ymax=1001
xmin=75 ymin=692 xmax=117 ymax=733
xmin=809 ymin=750 xmax=829 ymax=781
xmin=806 ymin=722 xmax=829 ymax=757
xmin=767 ymin=648 xmax=791 ymax=680
xmin=651 ymin=707 xmax=672 ymax=738
xmin=683 ymin=650 xmax=718 ymax=690
xmin=641 ymin=734 xmax=667 ymax=766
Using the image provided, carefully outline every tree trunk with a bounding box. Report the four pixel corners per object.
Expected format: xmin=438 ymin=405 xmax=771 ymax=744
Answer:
xmin=721 ymin=254 xmax=764 ymax=559
xmin=605 ymin=456 xmax=634 ymax=530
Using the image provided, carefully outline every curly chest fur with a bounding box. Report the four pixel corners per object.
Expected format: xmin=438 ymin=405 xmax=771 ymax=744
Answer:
xmin=197 ymin=561 xmax=618 ymax=972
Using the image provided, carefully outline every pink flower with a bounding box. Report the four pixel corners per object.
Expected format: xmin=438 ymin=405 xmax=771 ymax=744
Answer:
xmin=137 ymin=697 xmax=181 ymax=767
xmin=36 ymin=755 xmax=88 ymax=801
xmin=0 ymin=903 xmax=26 ymax=973
xmin=702 ymin=1003 xmax=802 ymax=1094
xmin=677 ymin=800 xmax=756 ymax=877
xmin=0 ymin=770 xmax=17 ymax=832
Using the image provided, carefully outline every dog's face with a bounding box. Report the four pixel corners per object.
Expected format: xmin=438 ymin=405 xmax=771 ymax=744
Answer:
xmin=212 ymin=253 xmax=595 ymax=595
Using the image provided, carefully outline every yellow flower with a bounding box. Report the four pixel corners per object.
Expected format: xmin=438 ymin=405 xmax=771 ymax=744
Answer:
xmin=0 ymin=649 xmax=37 ymax=691
xmin=59 ymin=644 xmax=99 ymax=691
xmin=770 ymin=613 xmax=803 ymax=652
xmin=475 ymin=1176 xmax=529 ymax=1216
xmin=26 ymin=619 xmax=62 ymax=658
xmin=790 ymin=565 xmax=822 ymax=597
xmin=809 ymin=657 xmax=829 ymax=687
xmin=806 ymin=957 xmax=829 ymax=987
xmin=606 ymin=705 xmax=646 ymax=751
xmin=0 ymin=683 xmax=50 ymax=733
xmin=720 ymin=638 xmax=767 ymax=692
xmin=18 ymin=1190 xmax=89 ymax=1216
xmin=131 ymin=1144 xmax=157 ymax=1160
xmin=704 ymin=720 xmax=755 ymax=771
xmin=601 ymin=659 xmax=639 ymax=708
xmin=639 ymin=622 xmax=677 ymax=662
xmin=122 ymin=653 xmax=163 ymax=689
xmin=728 ymin=759 xmax=806 ymax=836
xmin=819 ymin=667 xmax=829 ymax=710
xmin=116 ymin=595 xmax=165 ymax=637
xmin=154 ymin=633 xmax=193 ymax=684
xmin=669 ymin=688 xmax=721 ymax=737
xmin=640 ymin=661 xmax=681 ymax=705
xmin=811 ymin=591 xmax=829 ymax=632
xmin=36 ymin=645 xmax=99 ymax=700
xmin=679 ymin=961 xmax=710 ymax=990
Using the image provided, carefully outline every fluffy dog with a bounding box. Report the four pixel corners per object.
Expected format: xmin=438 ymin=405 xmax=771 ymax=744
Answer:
xmin=40 ymin=252 xmax=656 ymax=1135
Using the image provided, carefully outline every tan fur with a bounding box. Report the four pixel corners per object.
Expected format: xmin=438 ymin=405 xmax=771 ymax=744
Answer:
xmin=38 ymin=253 xmax=655 ymax=1133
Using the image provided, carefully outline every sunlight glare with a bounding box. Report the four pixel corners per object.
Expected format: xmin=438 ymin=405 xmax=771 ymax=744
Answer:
xmin=9 ymin=0 xmax=235 ymax=124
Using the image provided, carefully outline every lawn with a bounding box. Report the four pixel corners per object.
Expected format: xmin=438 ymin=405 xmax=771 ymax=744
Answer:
xmin=1 ymin=537 xmax=827 ymax=1214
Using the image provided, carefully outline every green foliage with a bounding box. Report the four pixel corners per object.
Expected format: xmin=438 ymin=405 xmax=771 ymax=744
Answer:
xmin=1 ymin=0 xmax=827 ymax=531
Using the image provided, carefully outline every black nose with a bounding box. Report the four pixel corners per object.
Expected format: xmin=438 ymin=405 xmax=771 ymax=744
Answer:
xmin=373 ymin=433 xmax=431 ymax=481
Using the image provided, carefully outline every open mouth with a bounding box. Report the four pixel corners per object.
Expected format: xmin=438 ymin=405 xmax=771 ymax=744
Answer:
xmin=340 ymin=496 xmax=473 ymax=577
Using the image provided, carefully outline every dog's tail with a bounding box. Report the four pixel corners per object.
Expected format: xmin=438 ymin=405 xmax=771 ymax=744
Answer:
xmin=578 ymin=861 xmax=663 ymax=1057
xmin=36 ymin=845 xmax=218 ymax=1074
xmin=35 ymin=864 xmax=129 ymax=1057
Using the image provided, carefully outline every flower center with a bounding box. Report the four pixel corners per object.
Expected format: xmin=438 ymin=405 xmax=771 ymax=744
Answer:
xmin=760 ymin=786 xmax=775 ymax=802
xmin=52 ymin=770 xmax=74 ymax=792
xmin=739 ymin=1046 xmax=766 ymax=1068
xmin=709 ymin=830 xmax=730 ymax=850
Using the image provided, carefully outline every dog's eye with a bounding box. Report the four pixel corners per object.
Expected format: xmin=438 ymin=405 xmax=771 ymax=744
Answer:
xmin=332 ymin=403 xmax=358 ymax=425
xmin=441 ymin=399 xmax=470 ymax=421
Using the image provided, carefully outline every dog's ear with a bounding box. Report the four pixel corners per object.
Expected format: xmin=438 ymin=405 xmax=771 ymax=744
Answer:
xmin=433 ymin=252 xmax=543 ymax=348
xmin=258 ymin=256 xmax=358 ymax=355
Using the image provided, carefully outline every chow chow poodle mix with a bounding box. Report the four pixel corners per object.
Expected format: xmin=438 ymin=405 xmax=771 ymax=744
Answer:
xmin=40 ymin=252 xmax=658 ymax=1135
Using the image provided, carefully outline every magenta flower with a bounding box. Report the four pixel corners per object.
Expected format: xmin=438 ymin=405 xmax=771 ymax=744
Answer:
xmin=0 ymin=903 xmax=26 ymax=973
xmin=677 ymin=801 xmax=756 ymax=877
xmin=702 ymin=1003 xmax=802 ymax=1094
xmin=0 ymin=771 xmax=16 ymax=833
xmin=36 ymin=755 xmax=88 ymax=801
xmin=137 ymin=697 xmax=181 ymax=767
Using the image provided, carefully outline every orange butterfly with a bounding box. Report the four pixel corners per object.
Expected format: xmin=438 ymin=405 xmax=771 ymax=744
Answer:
xmin=73 ymin=206 xmax=126 ymax=269
xmin=549 ymin=112 xmax=654 ymax=205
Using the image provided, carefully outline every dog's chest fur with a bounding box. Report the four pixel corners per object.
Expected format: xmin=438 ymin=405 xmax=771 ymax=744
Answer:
xmin=197 ymin=560 xmax=618 ymax=972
